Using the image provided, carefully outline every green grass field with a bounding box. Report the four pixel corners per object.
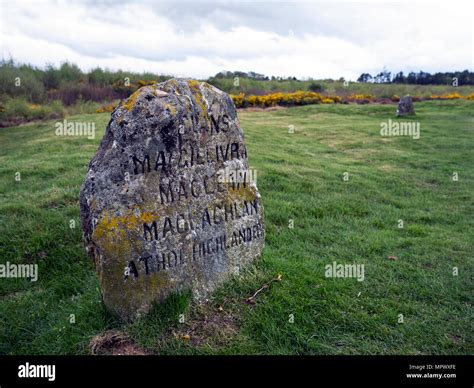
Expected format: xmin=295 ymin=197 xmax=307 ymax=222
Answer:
xmin=0 ymin=100 xmax=472 ymax=355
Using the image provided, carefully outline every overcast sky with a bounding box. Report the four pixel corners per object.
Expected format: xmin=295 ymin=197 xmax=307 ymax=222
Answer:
xmin=0 ymin=0 xmax=472 ymax=80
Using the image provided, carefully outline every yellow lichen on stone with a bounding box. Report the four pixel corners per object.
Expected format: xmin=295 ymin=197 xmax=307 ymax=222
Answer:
xmin=187 ymin=80 xmax=208 ymax=117
xmin=227 ymin=184 xmax=257 ymax=202
xmin=165 ymin=103 xmax=177 ymax=116
xmin=122 ymin=89 xmax=142 ymax=111
xmin=91 ymin=209 xmax=170 ymax=320
xmin=187 ymin=79 xmax=200 ymax=89
xmin=92 ymin=210 xmax=158 ymax=257
xmin=93 ymin=210 xmax=157 ymax=236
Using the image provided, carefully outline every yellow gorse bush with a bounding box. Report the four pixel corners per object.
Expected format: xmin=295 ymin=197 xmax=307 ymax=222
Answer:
xmin=96 ymin=104 xmax=116 ymax=113
xmin=230 ymin=92 xmax=385 ymax=108
xmin=347 ymin=94 xmax=375 ymax=102
xmin=231 ymin=90 xmax=474 ymax=109
xmin=231 ymin=91 xmax=336 ymax=108
xmin=430 ymin=92 xmax=463 ymax=100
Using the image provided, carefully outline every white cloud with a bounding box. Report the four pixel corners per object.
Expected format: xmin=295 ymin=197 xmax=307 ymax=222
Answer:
xmin=0 ymin=0 xmax=472 ymax=80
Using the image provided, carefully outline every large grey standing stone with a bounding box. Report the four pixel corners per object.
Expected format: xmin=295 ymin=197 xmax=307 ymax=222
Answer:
xmin=80 ymin=79 xmax=265 ymax=321
xmin=396 ymin=95 xmax=415 ymax=116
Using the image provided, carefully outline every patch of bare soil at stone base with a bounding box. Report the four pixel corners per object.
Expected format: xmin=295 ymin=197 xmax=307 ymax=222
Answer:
xmin=170 ymin=303 xmax=240 ymax=348
xmin=88 ymin=302 xmax=240 ymax=355
xmin=90 ymin=330 xmax=148 ymax=355
xmin=166 ymin=275 xmax=282 ymax=349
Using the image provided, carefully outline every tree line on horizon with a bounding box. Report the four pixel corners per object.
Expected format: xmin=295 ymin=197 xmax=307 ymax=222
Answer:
xmin=357 ymin=69 xmax=473 ymax=85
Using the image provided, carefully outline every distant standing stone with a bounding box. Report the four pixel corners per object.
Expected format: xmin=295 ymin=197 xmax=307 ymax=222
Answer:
xmin=397 ymin=95 xmax=415 ymax=116
xmin=80 ymin=79 xmax=265 ymax=321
